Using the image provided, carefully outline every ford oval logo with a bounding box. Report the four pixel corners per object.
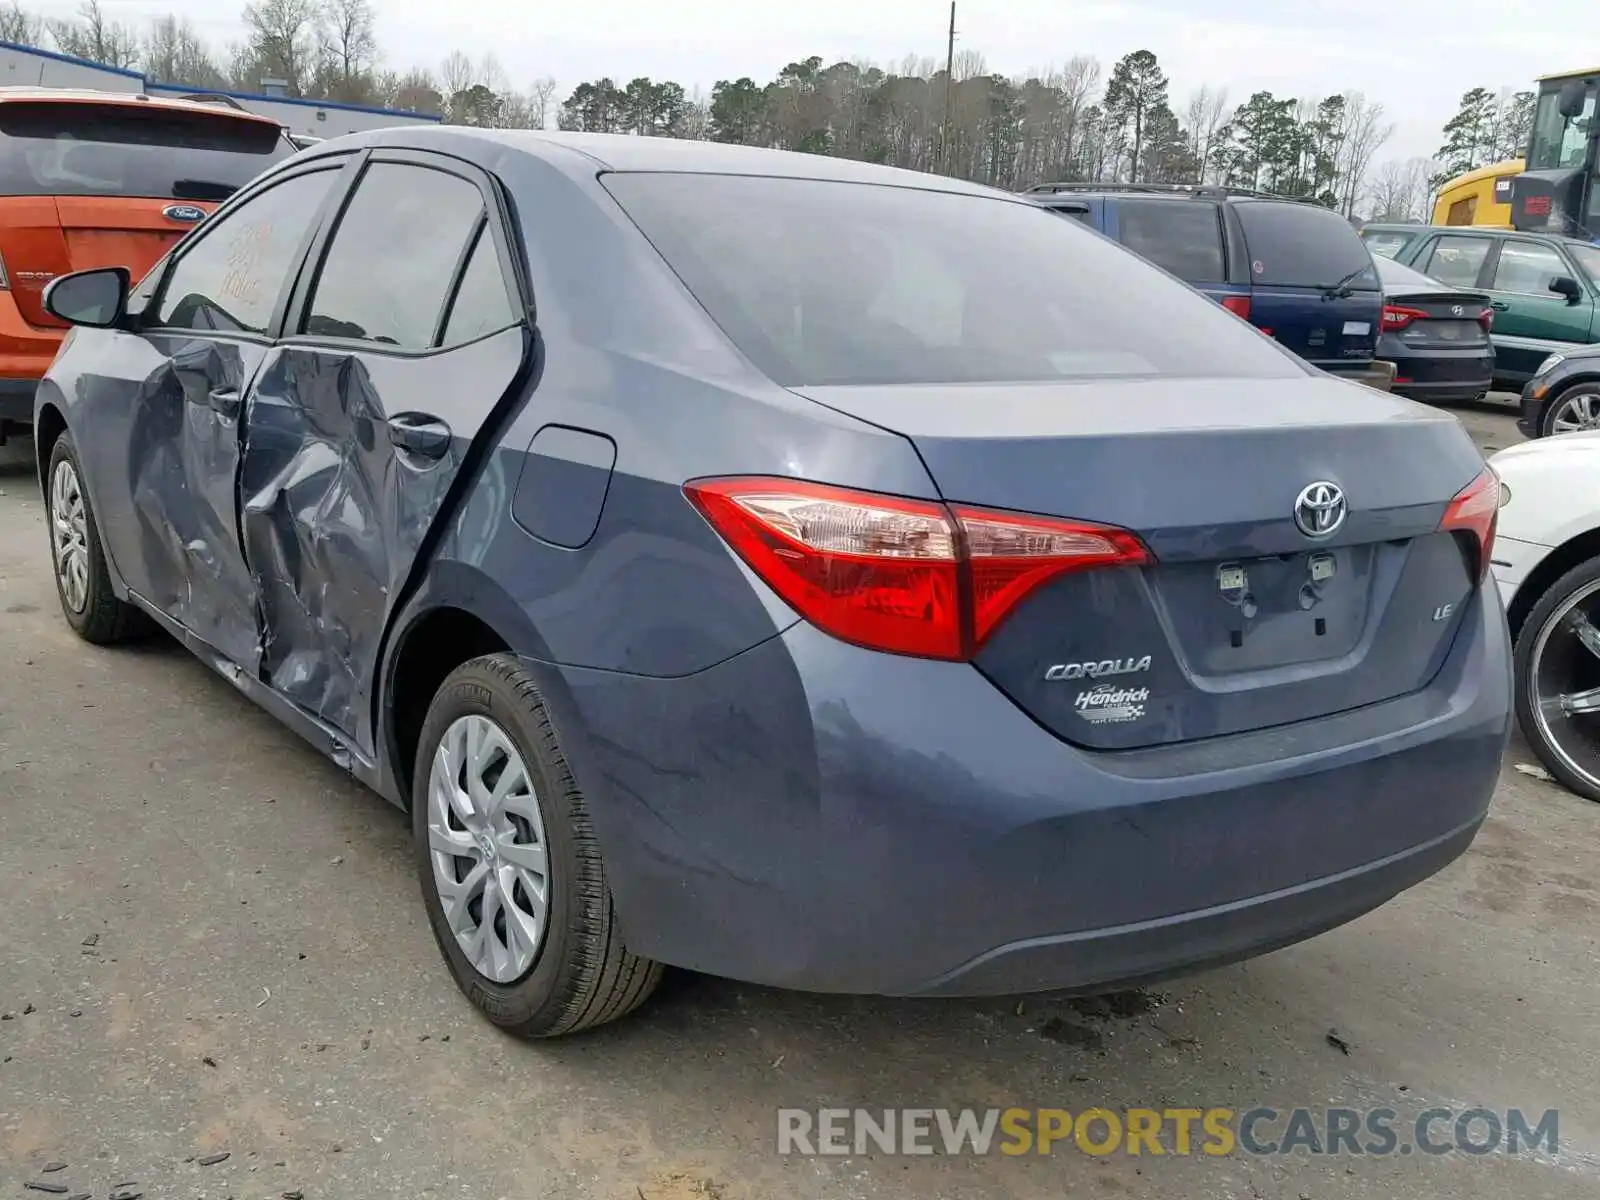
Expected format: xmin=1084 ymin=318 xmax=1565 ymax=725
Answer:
xmin=163 ymin=204 xmax=206 ymax=223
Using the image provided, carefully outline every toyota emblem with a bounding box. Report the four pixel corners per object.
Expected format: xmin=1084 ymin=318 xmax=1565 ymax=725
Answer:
xmin=1293 ymin=481 xmax=1347 ymax=539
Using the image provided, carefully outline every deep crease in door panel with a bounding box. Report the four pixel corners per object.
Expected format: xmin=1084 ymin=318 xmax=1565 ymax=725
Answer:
xmin=126 ymin=335 xmax=264 ymax=670
xmin=238 ymin=328 xmax=527 ymax=755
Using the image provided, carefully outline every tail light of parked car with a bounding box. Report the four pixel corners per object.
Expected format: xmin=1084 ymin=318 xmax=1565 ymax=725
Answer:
xmin=1478 ymin=307 xmax=1493 ymax=331
xmin=684 ymin=477 xmax=1152 ymax=661
xmin=1439 ymin=467 xmax=1500 ymax=582
xmin=1381 ymin=304 xmax=1494 ymax=333
xmin=1219 ymin=295 xmax=1251 ymax=320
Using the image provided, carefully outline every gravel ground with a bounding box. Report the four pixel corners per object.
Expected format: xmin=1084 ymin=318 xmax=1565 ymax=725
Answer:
xmin=3 ymin=398 xmax=1597 ymax=1200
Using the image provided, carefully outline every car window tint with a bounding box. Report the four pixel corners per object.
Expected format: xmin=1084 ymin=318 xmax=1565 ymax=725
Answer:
xmin=1492 ymin=241 xmax=1569 ymax=296
xmin=439 ymin=226 xmax=518 ymax=347
xmin=0 ymin=100 xmax=293 ymax=200
xmin=1043 ymin=205 xmax=1093 ymax=226
xmin=602 ymin=173 xmax=1305 ymax=387
xmin=304 ymin=162 xmax=484 ymax=349
xmin=1233 ymin=201 xmax=1377 ymax=290
xmin=155 ymin=168 xmax=337 ymax=334
xmin=1361 ymin=231 xmax=1412 ymax=260
xmin=1423 ymin=236 xmax=1493 ymax=289
xmin=1115 ymin=199 xmax=1225 ymax=281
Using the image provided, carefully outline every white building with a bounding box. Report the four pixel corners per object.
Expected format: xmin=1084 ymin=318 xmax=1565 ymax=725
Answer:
xmin=0 ymin=39 xmax=441 ymax=141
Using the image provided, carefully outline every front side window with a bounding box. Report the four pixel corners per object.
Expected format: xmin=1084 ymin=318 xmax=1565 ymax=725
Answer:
xmin=603 ymin=173 xmax=1304 ymax=387
xmin=155 ymin=168 xmax=337 ymax=334
xmin=303 ymin=162 xmax=484 ymax=349
xmin=1527 ymin=86 xmax=1598 ymax=171
xmin=1115 ymin=199 xmax=1225 ymax=281
xmin=1423 ymin=235 xmax=1493 ymax=289
xmin=1492 ymin=241 xmax=1570 ymax=296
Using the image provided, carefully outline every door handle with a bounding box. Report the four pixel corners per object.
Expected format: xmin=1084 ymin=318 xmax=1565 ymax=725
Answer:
xmin=387 ymin=414 xmax=452 ymax=459
xmin=1490 ymin=301 xmax=1509 ymax=311
xmin=206 ymin=387 xmax=241 ymax=419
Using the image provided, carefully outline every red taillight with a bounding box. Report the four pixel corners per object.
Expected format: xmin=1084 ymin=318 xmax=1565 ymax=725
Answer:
xmin=1439 ymin=467 xmax=1499 ymax=582
xmin=1381 ymin=304 xmax=1427 ymax=332
xmin=683 ymin=477 xmax=1152 ymax=660
xmin=1478 ymin=308 xmax=1494 ymax=332
xmin=1220 ymin=295 xmax=1251 ymax=320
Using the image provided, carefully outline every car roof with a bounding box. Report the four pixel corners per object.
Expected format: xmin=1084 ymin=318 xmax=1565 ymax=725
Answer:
xmin=0 ymin=85 xmax=283 ymax=127
xmin=299 ymin=126 xmax=1017 ymax=198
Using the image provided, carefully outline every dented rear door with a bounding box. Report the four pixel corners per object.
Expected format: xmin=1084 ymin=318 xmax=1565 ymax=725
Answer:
xmin=238 ymin=154 xmax=530 ymax=757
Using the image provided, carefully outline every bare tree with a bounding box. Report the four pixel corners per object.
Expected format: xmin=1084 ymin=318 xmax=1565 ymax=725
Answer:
xmin=528 ymin=75 xmax=559 ymax=130
xmin=1367 ymin=155 xmax=1435 ymax=222
xmin=144 ymin=14 xmax=226 ymax=88
xmin=680 ymin=86 xmax=711 ymax=140
xmin=1336 ymin=92 xmax=1393 ymax=217
xmin=0 ymin=1 xmax=43 ymax=45
xmin=440 ymin=50 xmax=475 ymax=97
xmin=48 ymin=1 xmax=139 ymax=68
xmin=1185 ymin=85 xmax=1230 ymax=182
xmin=317 ymin=0 xmax=377 ymax=100
xmin=242 ymin=0 xmax=319 ymax=94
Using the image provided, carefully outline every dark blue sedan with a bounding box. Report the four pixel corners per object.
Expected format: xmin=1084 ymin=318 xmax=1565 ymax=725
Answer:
xmin=32 ymin=129 xmax=1510 ymax=1035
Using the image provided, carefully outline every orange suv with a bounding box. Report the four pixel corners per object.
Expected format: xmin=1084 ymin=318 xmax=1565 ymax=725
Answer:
xmin=0 ymin=88 xmax=295 ymax=440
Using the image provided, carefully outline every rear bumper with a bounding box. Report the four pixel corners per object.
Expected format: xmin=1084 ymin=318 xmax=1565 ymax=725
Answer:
xmin=536 ymin=586 xmax=1511 ymax=997
xmin=1326 ymin=361 xmax=1395 ymax=391
xmin=1382 ymin=347 xmax=1494 ymax=403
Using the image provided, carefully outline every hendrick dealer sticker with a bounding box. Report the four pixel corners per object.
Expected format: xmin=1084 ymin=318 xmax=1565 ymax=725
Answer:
xmin=1074 ymin=685 xmax=1149 ymax=724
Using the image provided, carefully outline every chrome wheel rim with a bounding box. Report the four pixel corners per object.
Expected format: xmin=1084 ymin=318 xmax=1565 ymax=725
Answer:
xmin=1530 ymin=578 xmax=1600 ymax=791
xmin=1550 ymin=389 xmax=1600 ymax=435
xmin=427 ymin=714 xmax=551 ymax=983
xmin=49 ymin=458 xmax=90 ymax=614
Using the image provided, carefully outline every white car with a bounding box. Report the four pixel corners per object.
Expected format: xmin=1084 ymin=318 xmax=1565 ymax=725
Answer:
xmin=1490 ymin=432 xmax=1600 ymax=800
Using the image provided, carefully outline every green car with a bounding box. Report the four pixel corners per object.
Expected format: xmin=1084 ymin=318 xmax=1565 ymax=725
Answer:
xmin=1360 ymin=223 xmax=1600 ymax=388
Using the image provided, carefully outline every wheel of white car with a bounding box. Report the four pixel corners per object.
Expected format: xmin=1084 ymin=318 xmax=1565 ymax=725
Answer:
xmin=1540 ymin=382 xmax=1600 ymax=438
xmin=1514 ymin=555 xmax=1600 ymax=801
xmin=412 ymin=653 xmax=664 ymax=1036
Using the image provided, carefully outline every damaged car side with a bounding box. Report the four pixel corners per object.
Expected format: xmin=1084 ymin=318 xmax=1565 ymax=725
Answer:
xmin=34 ymin=129 xmax=1510 ymax=1038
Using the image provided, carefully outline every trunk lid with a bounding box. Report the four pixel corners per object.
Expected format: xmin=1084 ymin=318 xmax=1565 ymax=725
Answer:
xmin=1384 ymin=289 xmax=1493 ymax=350
xmin=794 ymin=375 xmax=1487 ymax=750
xmin=1249 ymin=284 xmax=1380 ymax=368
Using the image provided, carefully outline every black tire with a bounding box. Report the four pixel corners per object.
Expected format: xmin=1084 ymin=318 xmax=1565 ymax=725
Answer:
xmin=412 ymin=654 xmax=663 ymax=1036
xmin=1539 ymin=381 xmax=1600 ymax=439
xmin=44 ymin=432 xmax=151 ymax=644
xmin=1514 ymin=555 xmax=1600 ymax=802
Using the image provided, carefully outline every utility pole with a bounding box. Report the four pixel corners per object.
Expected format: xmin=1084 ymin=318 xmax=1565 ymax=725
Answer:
xmin=940 ymin=2 xmax=956 ymax=174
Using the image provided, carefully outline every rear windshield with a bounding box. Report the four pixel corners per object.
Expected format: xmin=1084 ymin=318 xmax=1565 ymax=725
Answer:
xmin=603 ymin=173 xmax=1305 ymax=388
xmin=0 ymin=101 xmax=292 ymax=201
xmin=1235 ymin=200 xmax=1379 ymax=291
xmin=1374 ymin=254 xmax=1449 ymax=293
xmin=1115 ymin=198 xmax=1225 ymax=281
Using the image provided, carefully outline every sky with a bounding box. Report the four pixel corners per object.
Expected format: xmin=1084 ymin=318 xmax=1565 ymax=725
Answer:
xmin=25 ymin=0 xmax=1589 ymax=163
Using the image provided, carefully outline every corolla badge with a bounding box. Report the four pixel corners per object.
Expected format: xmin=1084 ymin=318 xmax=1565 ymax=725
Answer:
xmin=162 ymin=204 xmax=206 ymax=223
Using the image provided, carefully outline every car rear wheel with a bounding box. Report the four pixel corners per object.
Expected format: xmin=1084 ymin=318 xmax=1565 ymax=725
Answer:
xmin=413 ymin=653 xmax=663 ymax=1036
xmin=1540 ymin=382 xmax=1600 ymax=438
xmin=1514 ymin=556 xmax=1600 ymax=802
xmin=45 ymin=433 xmax=150 ymax=644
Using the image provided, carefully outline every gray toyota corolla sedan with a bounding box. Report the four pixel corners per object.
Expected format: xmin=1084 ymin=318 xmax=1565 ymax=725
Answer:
xmin=32 ymin=129 xmax=1511 ymax=1036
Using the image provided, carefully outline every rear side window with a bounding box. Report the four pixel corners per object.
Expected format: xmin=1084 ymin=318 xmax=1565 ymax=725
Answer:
xmin=1234 ymin=201 xmax=1378 ymax=290
xmin=1115 ymin=199 xmax=1225 ymax=281
xmin=1361 ymin=230 xmax=1413 ymax=260
xmin=156 ymin=169 xmax=338 ymax=335
xmin=603 ymin=173 xmax=1304 ymax=388
xmin=303 ymin=162 xmax=485 ymax=349
xmin=1423 ymin=235 xmax=1494 ymax=289
xmin=439 ymin=227 xmax=518 ymax=347
xmin=0 ymin=100 xmax=292 ymax=201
